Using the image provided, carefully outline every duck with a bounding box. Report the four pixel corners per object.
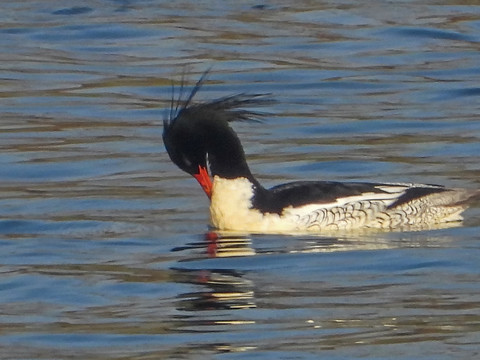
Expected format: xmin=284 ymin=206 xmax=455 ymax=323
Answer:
xmin=163 ymin=72 xmax=479 ymax=233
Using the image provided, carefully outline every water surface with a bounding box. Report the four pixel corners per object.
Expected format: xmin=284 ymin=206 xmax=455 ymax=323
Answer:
xmin=1 ymin=1 xmax=480 ymax=359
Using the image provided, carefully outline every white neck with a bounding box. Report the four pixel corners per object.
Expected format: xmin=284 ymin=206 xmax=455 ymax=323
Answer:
xmin=209 ymin=176 xmax=297 ymax=232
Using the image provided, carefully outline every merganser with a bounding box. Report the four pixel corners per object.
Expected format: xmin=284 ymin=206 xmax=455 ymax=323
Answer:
xmin=163 ymin=73 xmax=479 ymax=233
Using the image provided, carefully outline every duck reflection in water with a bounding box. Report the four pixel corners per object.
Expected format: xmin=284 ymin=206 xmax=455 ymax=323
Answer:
xmin=171 ymin=232 xmax=256 ymax=312
xmin=170 ymin=230 xmax=399 ymax=314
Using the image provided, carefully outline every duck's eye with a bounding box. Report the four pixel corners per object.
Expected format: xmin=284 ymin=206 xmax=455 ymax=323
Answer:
xmin=181 ymin=154 xmax=192 ymax=167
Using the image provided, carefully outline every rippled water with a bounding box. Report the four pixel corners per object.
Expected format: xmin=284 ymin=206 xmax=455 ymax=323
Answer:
xmin=1 ymin=1 xmax=480 ymax=359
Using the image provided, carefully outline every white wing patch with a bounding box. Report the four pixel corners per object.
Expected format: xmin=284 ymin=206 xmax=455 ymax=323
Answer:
xmin=285 ymin=183 xmax=456 ymax=231
xmin=285 ymin=191 xmax=402 ymax=231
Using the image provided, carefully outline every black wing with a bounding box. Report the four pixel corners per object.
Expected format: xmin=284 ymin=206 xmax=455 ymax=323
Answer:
xmin=252 ymin=180 xmax=447 ymax=214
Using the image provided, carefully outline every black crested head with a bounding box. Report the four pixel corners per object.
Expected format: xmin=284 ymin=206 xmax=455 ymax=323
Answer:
xmin=163 ymin=70 xmax=272 ymax=182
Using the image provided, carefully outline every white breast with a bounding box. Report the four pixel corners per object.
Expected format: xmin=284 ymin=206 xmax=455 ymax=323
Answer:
xmin=209 ymin=177 xmax=296 ymax=232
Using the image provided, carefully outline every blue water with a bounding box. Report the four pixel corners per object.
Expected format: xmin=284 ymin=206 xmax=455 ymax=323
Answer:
xmin=1 ymin=1 xmax=480 ymax=359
